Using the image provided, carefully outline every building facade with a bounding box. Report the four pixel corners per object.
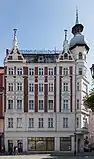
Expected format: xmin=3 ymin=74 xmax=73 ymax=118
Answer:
xmin=4 ymin=12 xmax=90 ymax=152
xmin=0 ymin=67 xmax=4 ymax=151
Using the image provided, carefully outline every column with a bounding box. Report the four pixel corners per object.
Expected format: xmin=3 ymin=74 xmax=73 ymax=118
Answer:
xmin=23 ymin=138 xmax=27 ymax=152
xmin=55 ymin=137 xmax=60 ymax=151
xmin=71 ymin=136 xmax=74 ymax=152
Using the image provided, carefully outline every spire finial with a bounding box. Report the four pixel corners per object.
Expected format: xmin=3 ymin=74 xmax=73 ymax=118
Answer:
xmin=63 ymin=29 xmax=69 ymax=53
xmin=64 ymin=29 xmax=67 ymax=41
xmin=13 ymin=28 xmax=18 ymax=48
xmin=76 ymin=7 xmax=79 ymax=24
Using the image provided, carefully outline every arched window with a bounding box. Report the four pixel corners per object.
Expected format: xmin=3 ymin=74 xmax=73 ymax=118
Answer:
xmin=64 ymin=53 xmax=68 ymax=59
xmin=79 ymin=52 xmax=82 ymax=59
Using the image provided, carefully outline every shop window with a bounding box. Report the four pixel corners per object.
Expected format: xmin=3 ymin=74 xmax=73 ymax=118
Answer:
xmin=60 ymin=137 xmax=71 ymax=151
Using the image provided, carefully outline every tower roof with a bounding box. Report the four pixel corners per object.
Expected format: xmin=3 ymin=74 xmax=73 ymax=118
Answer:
xmin=69 ymin=8 xmax=89 ymax=51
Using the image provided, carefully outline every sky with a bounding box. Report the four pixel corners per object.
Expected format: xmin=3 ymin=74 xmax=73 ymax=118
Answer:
xmin=0 ymin=0 xmax=93 ymax=86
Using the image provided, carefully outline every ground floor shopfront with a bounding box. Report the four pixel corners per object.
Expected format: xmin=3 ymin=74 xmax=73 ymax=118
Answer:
xmin=4 ymin=132 xmax=85 ymax=152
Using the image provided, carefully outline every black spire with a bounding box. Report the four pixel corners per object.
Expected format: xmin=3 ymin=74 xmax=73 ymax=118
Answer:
xmin=72 ymin=8 xmax=84 ymax=35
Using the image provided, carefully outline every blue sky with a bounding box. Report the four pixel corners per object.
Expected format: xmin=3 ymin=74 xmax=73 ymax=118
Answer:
xmin=0 ymin=0 xmax=93 ymax=85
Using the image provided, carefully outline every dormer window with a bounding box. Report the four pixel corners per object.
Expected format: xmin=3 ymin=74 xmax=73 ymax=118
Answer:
xmin=64 ymin=53 xmax=68 ymax=59
xmin=79 ymin=52 xmax=82 ymax=59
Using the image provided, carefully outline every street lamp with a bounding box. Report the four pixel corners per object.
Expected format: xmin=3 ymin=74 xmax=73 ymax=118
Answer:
xmin=90 ymin=64 xmax=94 ymax=79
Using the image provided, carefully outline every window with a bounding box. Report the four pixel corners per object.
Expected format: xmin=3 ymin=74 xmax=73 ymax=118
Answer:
xmin=63 ymin=68 xmax=68 ymax=76
xmin=63 ymin=82 xmax=68 ymax=92
xmin=8 ymin=118 xmax=13 ymax=128
xmin=48 ymin=118 xmax=53 ymax=128
xmin=29 ymin=83 xmax=34 ymax=92
xmin=29 ymin=68 xmax=34 ymax=76
xmin=8 ymin=68 xmax=13 ymax=75
xmin=63 ymin=99 xmax=68 ymax=110
xmin=49 ymin=83 xmax=53 ymax=92
xmin=83 ymin=117 xmax=87 ymax=128
xmin=39 ymin=83 xmax=43 ymax=92
xmin=77 ymin=99 xmax=79 ymax=109
xmin=29 ymin=100 xmax=34 ymax=110
xmin=8 ymin=83 xmax=13 ymax=91
xmin=79 ymin=52 xmax=82 ymax=59
xmin=76 ymin=117 xmax=79 ymax=128
xmin=17 ymin=100 xmax=22 ymax=110
xmin=38 ymin=118 xmax=44 ymax=128
xmin=39 ymin=100 xmax=43 ymax=110
xmin=17 ymin=83 xmax=22 ymax=91
xmin=8 ymin=100 xmax=13 ymax=110
xmin=48 ymin=100 xmax=53 ymax=110
xmin=64 ymin=53 xmax=68 ymax=59
xmin=17 ymin=68 xmax=22 ymax=75
xmin=79 ymin=68 xmax=82 ymax=75
xmin=17 ymin=118 xmax=22 ymax=128
xmin=63 ymin=117 xmax=68 ymax=128
xmin=77 ymin=82 xmax=80 ymax=91
xmin=29 ymin=118 xmax=34 ymax=128
xmin=49 ymin=68 xmax=53 ymax=75
xmin=39 ymin=68 xmax=43 ymax=75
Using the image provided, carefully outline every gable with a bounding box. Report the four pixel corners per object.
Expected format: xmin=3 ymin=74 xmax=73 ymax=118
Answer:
xmin=57 ymin=50 xmax=74 ymax=62
xmin=5 ymin=48 xmax=24 ymax=63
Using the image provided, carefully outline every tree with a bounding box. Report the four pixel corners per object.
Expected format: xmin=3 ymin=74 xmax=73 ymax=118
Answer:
xmin=84 ymin=80 xmax=94 ymax=112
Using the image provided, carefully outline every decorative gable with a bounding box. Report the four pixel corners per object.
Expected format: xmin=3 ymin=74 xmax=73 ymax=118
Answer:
xmin=57 ymin=30 xmax=74 ymax=62
xmin=4 ymin=29 xmax=25 ymax=63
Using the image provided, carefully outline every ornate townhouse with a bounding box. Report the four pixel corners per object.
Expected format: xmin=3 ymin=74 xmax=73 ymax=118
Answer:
xmin=4 ymin=11 xmax=90 ymax=152
xmin=0 ymin=67 xmax=4 ymax=151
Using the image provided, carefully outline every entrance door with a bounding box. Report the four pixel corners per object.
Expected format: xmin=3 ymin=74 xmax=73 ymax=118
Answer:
xmin=77 ymin=139 xmax=80 ymax=153
xmin=17 ymin=140 xmax=23 ymax=152
xmin=8 ymin=140 xmax=13 ymax=153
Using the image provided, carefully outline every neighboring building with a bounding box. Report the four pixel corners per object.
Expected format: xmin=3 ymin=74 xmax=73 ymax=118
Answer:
xmin=4 ymin=11 xmax=90 ymax=152
xmin=0 ymin=67 xmax=4 ymax=151
xmin=88 ymin=110 xmax=94 ymax=143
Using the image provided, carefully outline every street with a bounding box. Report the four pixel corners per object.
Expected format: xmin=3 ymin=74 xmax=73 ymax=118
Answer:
xmin=0 ymin=154 xmax=94 ymax=159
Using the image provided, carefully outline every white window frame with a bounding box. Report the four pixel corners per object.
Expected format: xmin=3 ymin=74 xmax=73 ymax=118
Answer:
xmin=48 ymin=100 xmax=53 ymax=110
xmin=63 ymin=99 xmax=68 ymax=110
xmin=38 ymin=118 xmax=44 ymax=128
xmin=79 ymin=52 xmax=82 ymax=59
xmin=8 ymin=118 xmax=13 ymax=128
xmin=8 ymin=100 xmax=13 ymax=110
xmin=77 ymin=82 xmax=80 ymax=91
xmin=17 ymin=68 xmax=22 ymax=75
xmin=79 ymin=68 xmax=83 ymax=75
xmin=29 ymin=118 xmax=34 ymax=128
xmin=48 ymin=118 xmax=53 ymax=128
xmin=17 ymin=118 xmax=22 ymax=128
xmin=49 ymin=83 xmax=53 ymax=92
xmin=63 ymin=117 xmax=68 ymax=128
xmin=63 ymin=82 xmax=68 ymax=92
xmin=29 ymin=83 xmax=34 ymax=92
xmin=29 ymin=100 xmax=34 ymax=110
xmin=29 ymin=68 xmax=34 ymax=76
xmin=17 ymin=83 xmax=22 ymax=91
xmin=8 ymin=83 xmax=13 ymax=91
xmin=63 ymin=68 xmax=68 ymax=76
xmin=39 ymin=83 xmax=43 ymax=92
xmin=38 ymin=100 xmax=44 ymax=110
xmin=49 ymin=68 xmax=53 ymax=75
xmin=77 ymin=99 xmax=79 ymax=109
xmin=17 ymin=100 xmax=22 ymax=110
xmin=8 ymin=68 xmax=13 ymax=75
xmin=38 ymin=68 xmax=43 ymax=76
xmin=76 ymin=117 xmax=79 ymax=128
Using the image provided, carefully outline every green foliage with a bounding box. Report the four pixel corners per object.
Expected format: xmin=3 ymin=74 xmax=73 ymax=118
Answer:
xmin=84 ymin=79 xmax=94 ymax=112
